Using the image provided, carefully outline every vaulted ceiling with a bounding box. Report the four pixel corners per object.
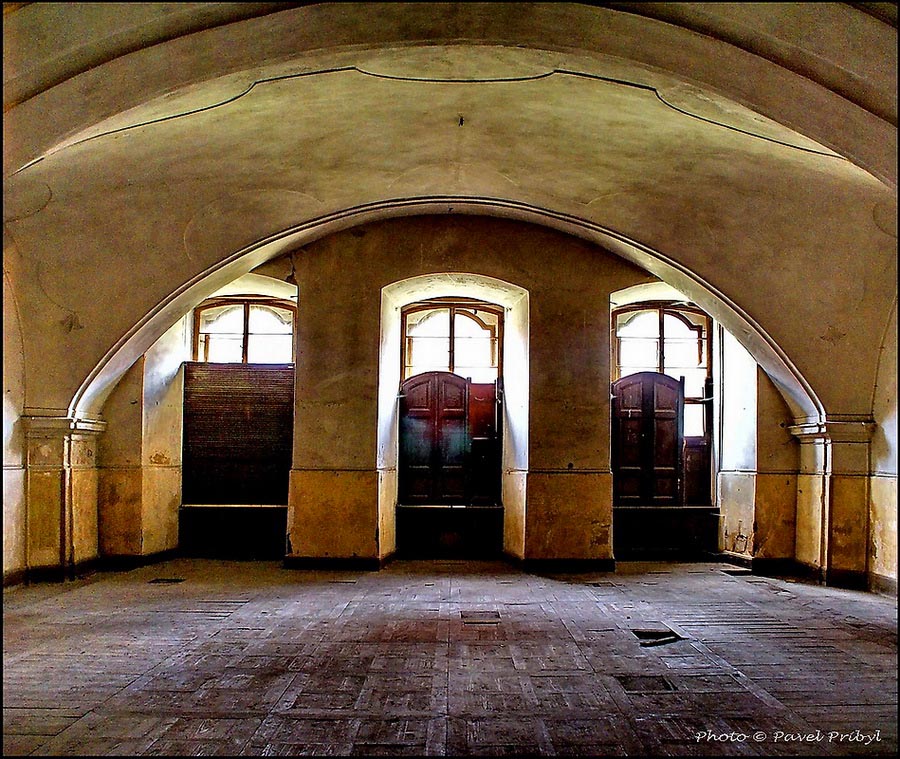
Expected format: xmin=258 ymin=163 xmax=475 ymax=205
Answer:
xmin=3 ymin=3 xmax=897 ymax=421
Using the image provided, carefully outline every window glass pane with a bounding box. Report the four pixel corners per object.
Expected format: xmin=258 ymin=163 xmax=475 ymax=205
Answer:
xmin=664 ymin=367 xmax=707 ymax=398
xmin=407 ymin=308 xmax=450 ymax=337
xmin=684 ymin=404 xmax=706 ymax=437
xmin=246 ymin=305 xmax=294 ymax=363
xmin=248 ymin=305 xmax=293 ymax=333
xmin=454 ymin=336 xmax=494 ymax=369
xmin=204 ymin=335 xmax=243 ymax=363
xmin=454 ymin=312 xmax=495 ymax=373
xmin=616 ymin=310 xmax=658 ymax=338
xmin=406 ymin=336 xmax=451 ymax=375
xmin=664 ymin=337 xmax=705 ymax=368
xmin=247 ymin=334 xmax=293 ymax=363
xmin=618 ymin=366 xmax=657 ymax=379
xmin=196 ymin=300 xmax=296 ymax=364
xmin=406 ymin=309 xmax=451 ymax=377
xmin=199 ymin=304 xmax=244 ymax=334
xmin=663 ymin=313 xmax=696 ymax=338
xmin=675 ymin=310 xmax=708 ymax=330
xmin=619 ymin=338 xmax=658 ymax=369
xmin=455 ymin=366 xmax=498 ymax=383
xmin=456 ymin=308 xmax=499 ymax=333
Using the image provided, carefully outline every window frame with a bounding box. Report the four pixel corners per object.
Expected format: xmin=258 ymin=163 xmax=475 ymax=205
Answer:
xmin=400 ymin=297 xmax=504 ymax=382
xmin=192 ymin=295 xmax=297 ymax=364
xmin=612 ymin=301 xmax=713 ymax=437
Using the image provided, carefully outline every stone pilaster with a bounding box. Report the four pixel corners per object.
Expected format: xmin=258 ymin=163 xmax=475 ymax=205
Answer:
xmin=23 ymin=415 xmax=106 ymax=577
xmin=789 ymin=418 xmax=875 ymax=588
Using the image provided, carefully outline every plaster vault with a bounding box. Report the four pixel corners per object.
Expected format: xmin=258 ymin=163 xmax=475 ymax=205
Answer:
xmin=2 ymin=3 xmax=896 ymax=592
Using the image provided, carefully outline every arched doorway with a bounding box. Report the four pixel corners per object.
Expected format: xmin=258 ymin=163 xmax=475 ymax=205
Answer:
xmin=610 ymin=300 xmax=717 ymax=558
xmin=395 ymin=298 xmax=504 ymax=557
xmin=179 ymin=291 xmax=297 ymax=560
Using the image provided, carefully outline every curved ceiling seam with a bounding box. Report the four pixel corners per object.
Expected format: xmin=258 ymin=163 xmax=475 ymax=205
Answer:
xmin=3 ymin=180 xmax=52 ymax=222
xmin=67 ymin=195 xmax=824 ymax=422
xmin=11 ymin=65 xmax=843 ymax=178
xmin=2 ymin=3 xmax=304 ymax=110
xmin=606 ymin=5 xmax=896 ymax=126
xmin=2 ymin=263 xmax=29 ymax=404
xmin=4 ymin=219 xmax=81 ymax=328
xmin=868 ymin=292 xmax=899 ymax=416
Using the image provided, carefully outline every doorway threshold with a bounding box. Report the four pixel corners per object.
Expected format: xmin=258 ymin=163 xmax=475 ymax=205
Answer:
xmin=397 ymin=504 xmax=502 ymax=509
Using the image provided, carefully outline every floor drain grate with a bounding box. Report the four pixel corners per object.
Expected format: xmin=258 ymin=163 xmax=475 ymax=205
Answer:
xmin=615 ymin=674 xmax=676 ymax=693
xmin=148 ymin=578 xmax=185 ymax=584
xmin=632 ymin=628 xmax=684 ymax=647
xmin=461 ymin=610 xmax=501 ymax=624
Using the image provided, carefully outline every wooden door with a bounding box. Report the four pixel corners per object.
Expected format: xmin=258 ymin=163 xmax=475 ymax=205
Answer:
xmin=399 ymin=372 xmax=468 ymax=504
xmin=612 ymin=372 xmax=684 ymax=505
xmin=398 ymin=372 xmax=500 ymax=505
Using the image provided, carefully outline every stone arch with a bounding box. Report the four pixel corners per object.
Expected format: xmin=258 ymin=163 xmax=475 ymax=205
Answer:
xmin=68 ymin=197 xmax=822 ymax=428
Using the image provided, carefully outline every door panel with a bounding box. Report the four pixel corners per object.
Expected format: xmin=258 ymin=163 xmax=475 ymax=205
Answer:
xmin=437 ymin=376 xmax=467 ymax=503
xmin=684 ymin=437 xmax=711 ymax=504
xmin=468 ymin=382 xmax=500 ymax=505
xmin=612 ymin=372 xmax=684 ymax=506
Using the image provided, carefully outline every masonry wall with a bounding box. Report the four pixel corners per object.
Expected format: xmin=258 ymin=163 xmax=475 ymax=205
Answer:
xmin=287 ymin=215 xmax=654 ymax=563
xmin=97 ymin=319 xmax=186 ymax=558
xmin=717 ymin=329 xmax=798 ymax=561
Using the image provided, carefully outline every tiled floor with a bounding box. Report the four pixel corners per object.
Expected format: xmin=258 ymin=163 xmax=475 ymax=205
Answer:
xmin=3 ymin=559 xmax=897 ymax=756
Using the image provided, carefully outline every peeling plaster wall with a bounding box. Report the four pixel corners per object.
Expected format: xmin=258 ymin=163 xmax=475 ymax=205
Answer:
xmin=98 ymin=359 xmax=144 ymax=556
xmin=718 ymin=329 xmax=758 ymax=556
xmin=97 ymin=318 xmax=187 ymax=557
xmin=287 ymin=215 xmax=652 ymax=561
xmin=870 ymin=301 xmax=898 ymax=587
xmin=140 ymin=318 xmax=186 ymax=555
xmin=502 ymin=293 xmax=529 ymax=560
xmin=796 ymin=439 xmax=827 ymax=570
xmin=3 ymin=268 xmax=27 ymax=580
xmin=754 ymin=368 xmax=798 ymax=560
xmin=718 ymin=330 xmax=799 ymax=561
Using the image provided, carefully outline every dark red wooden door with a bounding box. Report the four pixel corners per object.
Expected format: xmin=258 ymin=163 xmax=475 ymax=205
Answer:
xmin=398 ymin=372 xmax=500 ymax=505
xmin=611 ymin=372 xmax=684 ymax=505
xmin=399 ymin=372 xmax=467 ymax=504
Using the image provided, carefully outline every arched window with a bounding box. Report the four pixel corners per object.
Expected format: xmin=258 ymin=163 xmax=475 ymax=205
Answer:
xmin=401 ymin=299 xmax=502 ymax=382
xmin=193 ymin=296 xmax=296 ymax=363
xmin=613 ymin=302 xmax=712 ymax=436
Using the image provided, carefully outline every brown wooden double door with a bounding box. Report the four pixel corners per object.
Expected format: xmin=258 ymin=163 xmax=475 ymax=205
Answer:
xmin=398 ymin=371 xmax=500 ymax=506
xmin=612 ymin=372 xmax=684 ymax=505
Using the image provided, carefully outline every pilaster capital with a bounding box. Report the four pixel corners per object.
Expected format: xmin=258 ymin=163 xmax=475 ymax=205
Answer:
xmin=788 ymin=416 xmax=875 ymax=444
xmin=22 ymin=414 xmax=107 ymax=437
